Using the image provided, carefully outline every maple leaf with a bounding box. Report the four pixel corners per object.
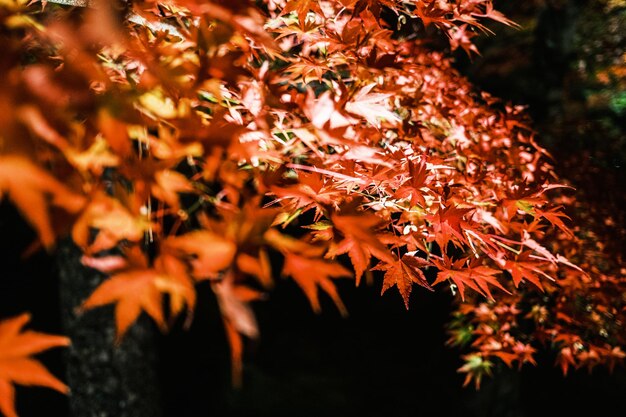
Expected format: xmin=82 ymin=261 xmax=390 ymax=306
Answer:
xmin=280 ymin=0 xmax=323 ymax=27
xmin=432 ymin=255 xmax=507 ymax=300
xmin=65 ymin=138 xmax=120 ymax=176
xmin=0 ymin=314 xmax=69 ymax=417
xmin=98 ymin=110 xmax=132 ymax=158
xmin=373 ymin=255 xmax=433 ymax=309
xmin=503 ymin=251 xmax=552 ymax=290
xmin=490 ymin=351 xmax=518 ymax=368
xmin=535 ymin=206 xmax=573 ymax=238
xmin=429 ymin=205 xmax=474 ymax=250
xmin=264 ymin=228 xmax=325 ymax=258
xmin=344 ymin=84 xmax=401 ymax=128
xmin=241 ymin=80 xmax=265 ymax=118
xmin=221 ymin=318 xmax=244 ymax=388
xmin=82 ymin=253 xmax=195 ymax=339
xmin=447 ymin=25 xmax=479 ymax=55
xmin=2 ymin=0 xmax=621 ymax=393
xmin=511 ymin=342 xmax=537 ymax=368
xmin=151 ymin=169 xmax=195 ymax=212
xmin=203 ymin=199 xmax=279 ymax=248
xmin=211 ymin=273 xmax=264 ymax=385
xmin=282 ymin=253 xmax=351 ymax=315
xmin=500 ymin=183 xmax=547 ymax=220
xmin=303 ymin=90 xmax=354 ymax=130
xmin=194 ymin=1 xmax=278 ymax=50
xmin=236 ymin=250 xmax=273 ymax=288
xmin=213 ymin=278 xmax=260 ymax=340
xmin=0 ymin=156 xmax=84 ymax=248
xmin=394 ymin=159 xmax=430 ymax=207
xmin=556 ymin=347 xmax=578 ymax=376
xmin=477 ymin=2 xmax=520 ymax=28
xmin=458 ymin=354 xmax=493 ymax=389
xmin=328 ymin=213 xmax=395 ymax=285
xmin=269 ymin=172 xmax=344 ymax=216
xmin=165 ymin=231 xmax=237 ymax=280
xmin=413 ymin=0 xmax=449 ymax=28
xmin=341 ymin=144 xmax=390 ymax=166
xmin=72 ymin=193 xmax=153 ymax=253
xmin=285 ymin=59 xmax=329 ymax=85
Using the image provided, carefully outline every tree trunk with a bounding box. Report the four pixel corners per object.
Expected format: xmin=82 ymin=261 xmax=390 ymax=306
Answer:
xmin=56 ymin=240 xmax=163 ymax=417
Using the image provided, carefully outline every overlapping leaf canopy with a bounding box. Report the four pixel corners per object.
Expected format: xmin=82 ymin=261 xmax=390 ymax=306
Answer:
xmin=0 ymin=0 xmax=624 ymax=411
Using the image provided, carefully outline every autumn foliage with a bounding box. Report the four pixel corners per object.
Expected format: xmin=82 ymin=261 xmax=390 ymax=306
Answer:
xmin=0 ymin=0 xmax=625 ymax=414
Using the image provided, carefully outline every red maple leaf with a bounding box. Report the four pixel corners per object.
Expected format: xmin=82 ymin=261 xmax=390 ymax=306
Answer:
xmin=328 ymin=213 xmax=395 ymax=285
xmin=503 ymin=251 xmax=552 ymax=290
xmin=394 ymin=159 xmax=430 ymax=207
xmin=429 ymin=205 xmax=474 ymax=250
xmin=373 ymin=254 xmax=433 ymax=309
xmin=344 ymin=84 xmax=401 ymax=128
xmin=432 ymin=255 xmax=508 ymax=300
xmin=280 ymin=0 xmax=324 ymax=26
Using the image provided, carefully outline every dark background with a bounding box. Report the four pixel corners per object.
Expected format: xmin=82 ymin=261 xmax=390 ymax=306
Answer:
xmin=2 ymin=0 xmax=626 ymax=416
xmin=2 ymin=199 xmax=626 ymax=417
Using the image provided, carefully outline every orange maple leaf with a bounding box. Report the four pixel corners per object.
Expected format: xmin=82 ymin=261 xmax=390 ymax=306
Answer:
xmin=165 ymin=230 xmax=237 ymax=280
xmin=82 ymin=254 xmax=196 ymax=340
xmin=282 ymin=253 xmax=351 ymax=315
xmin=236 ymin=250 xmax=272 ymax=288
xmin=212 ymin=277 xmax=262 ymax=387
xmin=151 ymin=170 xmax=195 ymax=212
xmin=270 ymin=172 xmax=343 ymax=216
xmin=72 ymin=193 xmax=153 ymax=253
xmin=0 ymin=314 xmax=69 ymax=417
xmin=0 ymin=156 xmax=84 ymax=248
